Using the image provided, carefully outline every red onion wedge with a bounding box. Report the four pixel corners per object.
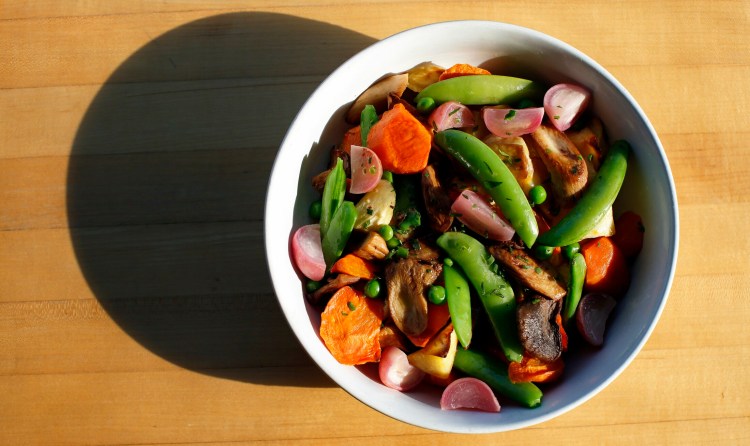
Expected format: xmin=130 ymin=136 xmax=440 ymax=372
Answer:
xmin=428 ymin=101 xmax=475 ymax=132
xmin=451 ymin=189 xmax=515 ymax=241
xmin=379 ymin=346 xmax=425 ymax=391
xmin=544 ymin=83 xmax=591 ymax=132
xmin=440 ymin=377 xmax=501 ymax=412
xmin=291 ymin=224 xmax=326 ymax=281
xmin=483 ymin=107 xmax=544 ymax=137
xmin=576 ymin=293 xmax=617 ymax=347
xmin=349 ymin=145 xmax=383 ymax=194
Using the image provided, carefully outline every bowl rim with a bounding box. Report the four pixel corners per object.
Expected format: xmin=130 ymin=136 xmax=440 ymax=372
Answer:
xmin=265 ymin=19 xmax=679 ymax=433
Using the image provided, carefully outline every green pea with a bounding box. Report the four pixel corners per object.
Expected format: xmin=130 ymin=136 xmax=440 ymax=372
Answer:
xmin=529 ymin=185 xmax=547 ymax=206
xmin=416 ymin=97 xmax=436 ymax=114
xmin=386 ymin=236 xmax=401 ymax=249
xmin=308 ymin=200 xmax=322 ymax=220
xmin=428 ymin=285 xmax=447 ymax=305
xmin=563 ymin=242 xmax=581 ymax=260
xmin=533 ymin=244 xmax=555 ymax=260
xmin=378 ymin=225 xmax=394 ymax=241
xmin=364 ymin=278 xmax=382 ymax=298
xmin=305 ymin=280 xmax=323 ymax=293
xmin=382 ymin=170 xmax=394 ymax=183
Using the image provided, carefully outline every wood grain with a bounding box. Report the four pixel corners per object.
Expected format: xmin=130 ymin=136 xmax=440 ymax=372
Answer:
xmin=2 ymin=0 xmax=749 ymax=444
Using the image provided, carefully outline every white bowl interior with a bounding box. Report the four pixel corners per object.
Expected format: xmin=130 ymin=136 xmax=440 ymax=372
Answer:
xmin=265 ymin=21 xmax=678 ymax=433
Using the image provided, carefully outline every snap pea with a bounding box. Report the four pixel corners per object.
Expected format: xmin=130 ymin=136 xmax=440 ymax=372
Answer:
xmin=435 ymin=130 xmax=539 ymax=248
xmin=415 ymin=75 xmax=543 ymax=106
xmin=360 ymin=104 xmax=378 ymax=147
xmin=436 ymin=232 xmax=523 ymax=363
xmin=537 ymin=140 xmax=630 ymax=247
xmin=453 ymin=348 xmax=542 ymax=408
xmin=321 ymin=201 xmax=357 ymax=268
xmin=563 ymin=252 xmax=586 ymax=324
xmin=319 ymin=158 xmax=346 ymax=237
xmin=443 ymin=263 xmax=472 ymax=349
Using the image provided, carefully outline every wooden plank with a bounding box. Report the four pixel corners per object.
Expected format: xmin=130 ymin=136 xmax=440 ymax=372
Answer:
xmin=1 ymin=2 xmax=746 ymax=89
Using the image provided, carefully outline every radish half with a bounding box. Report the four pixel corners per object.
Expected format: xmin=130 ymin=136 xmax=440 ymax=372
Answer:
xmin=291 ymin=224 xmax=326 ymax=281
xmin=440 ymin=377 xmax=501 ymax=412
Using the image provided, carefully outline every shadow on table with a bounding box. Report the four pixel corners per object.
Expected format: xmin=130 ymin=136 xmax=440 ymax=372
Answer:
xmin=66 ymin=12 xmax=375 ymax=387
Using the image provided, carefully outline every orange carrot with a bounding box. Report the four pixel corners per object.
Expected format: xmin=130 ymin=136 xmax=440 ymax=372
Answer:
xmin=555 ymin=313 xmax=568 ymax=352
xmin=320 ymin=286 xmax=384 ymax=365
xmin=508 ymin=356 xmax=565 ymax=383
xmin=580 ymin=236 xmax=630 ymax=298
xmin=438 ymin=63 xmax=492 ymax=81
xmin=341 ymin=125 xmax=361 ymax=153
xmin=330 ymin=254 xmax=377 ymax=280
xmin=611 ymin=211 xmax=645 ymax=261
xmin=366 ymin=103 xmax=432 ymax=174
xmin=406 ymin=303 xmax=451 ymax=348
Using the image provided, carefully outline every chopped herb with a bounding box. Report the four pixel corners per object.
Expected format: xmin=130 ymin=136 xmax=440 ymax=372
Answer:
xmin=504 ymin=109 xmax=517 ymax=120
xmin=520 ymin=264 xmax=531 ymax=270
xmin=366 ymin=207 xmax=374 ymax=215
xmin=553 ymin=115 xmax=560 ymax=120
xmin=483 ymin=161 xmax=494 ymax=175
xmin=368 ymin=156 xmax=372 ymax=164
xmin=347 ymin=301 xmax=357 ymax=311
xmin=571 ymin=165 xmax=580 ymax=175
xmin=448 ymin=107 xmax=461 ymax=116
xmin=486 ymin=180 xmax=503 ymax=188
xmin=423 ymin=171 xmax=430 ymax=179
xmin=577 ymin=154 xmax=583 ymax=160
xmin=588 ymin=153 xmax=594 ymax=162
xmin=534 ymin=267 xmax=542 ymax=274
xmin=341 ymin=311 xmax=349 ymax=316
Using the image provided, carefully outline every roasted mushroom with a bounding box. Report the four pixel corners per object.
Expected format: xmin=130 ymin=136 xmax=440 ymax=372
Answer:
xmin=308 ymin=274 xmax=360 ymax=305
xmin=527 ymin=124 xmax=588 ymax=202
xmin=351 ymin=231 xmax=389 ymax=261
xmin=488 ymin=242 xmax=566 ymax=301
xmin=346 ymin=73 xmax=409 ymax=124
xmin=517 ymin=296 xmax=563 ymax=362
xmin=421 ymin=164 xmax=454 ymax=232
xmin=385 ymin=258 xmax=441 ymax=337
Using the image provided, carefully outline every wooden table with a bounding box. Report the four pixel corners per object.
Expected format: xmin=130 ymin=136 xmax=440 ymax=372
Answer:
xmin=2 ymin=1 xmax=748 ymax=444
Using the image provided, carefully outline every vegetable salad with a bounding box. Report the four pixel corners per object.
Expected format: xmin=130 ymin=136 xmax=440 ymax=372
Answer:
xmin=291 ymin=62 xmax=644 ymax=412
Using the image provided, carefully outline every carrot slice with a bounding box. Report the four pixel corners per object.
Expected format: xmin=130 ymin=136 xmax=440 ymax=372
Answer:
xmin=580 ymin=236 xmax=630 ymax=298
xmin=438 ymin=63 xmax=491 ymax=81
xmin=320 ymin=286 xmax=384 ymax=365
xmin=611 ymin=211 xmax=645 ymax=261
xmin=330 ymin=254 xmax=377 ymax=280
xmin=406 ymin=303 xmax=451 ymax=348
xmin=508 ymin=356 xmax=565 ymax=383
xmin=366 ymin=103 xmax=432 ymax=174
xmin=555 ymin=313 xmax=568 ymax=352
xmin=341 ymin=125 xmax=362 ymax=153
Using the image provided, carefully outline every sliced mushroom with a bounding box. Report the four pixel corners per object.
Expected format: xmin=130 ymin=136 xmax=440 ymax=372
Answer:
xmin=517 ymin=296 xmax=562 ymax=362
xmin=385 ymin=258 xmax=440 ymax=337
xmin=351 ymin=231 xmax=389 ymax=261
xmin=405 ymin=61 xmax=444 ymax=93
xmin=567 ymin=117 xmax=606 ymax=183
xmin=488 ymin=242 xmax=566 ymax=301
xmin=346 ymin=73 xmax=409 ymax=124
xmin=407 ymin=239 xmax=442 ymax=262
xmin=308 ymin=274 xmax=360 ymax=305
xmin=484 ymin=135 xmax=535 ymax=194
xmin=421 ymin=164 xmax=454 ymax=232
xmin=528 ymin=124 xmax=588 ymax=202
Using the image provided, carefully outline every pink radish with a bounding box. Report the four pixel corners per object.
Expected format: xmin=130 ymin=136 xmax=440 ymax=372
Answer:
xmin=378 ymin=346 xmax=425 ymax=391
xmin=544 ymin=83 xmax=591 ymax=132
xmin=440 ymin=377 xmax=501 ymax=412
xmin=451 ymin=189 xmax=515 ymax=241
xmin=349 ymin=145 xmax=383 ymax=194
xmin=576 ymin=293 xmax=617 ymax=347
xmin=483 ymin=107 xmax=544 ymax=137
xmin=291 ymin=224 xmax=326 ymax=281
xmin=428 ymin=101 xmax=475 ymax=132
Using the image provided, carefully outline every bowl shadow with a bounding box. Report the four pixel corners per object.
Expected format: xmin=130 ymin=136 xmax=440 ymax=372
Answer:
xmin=66 ymin=12 xmax=376 ymax=387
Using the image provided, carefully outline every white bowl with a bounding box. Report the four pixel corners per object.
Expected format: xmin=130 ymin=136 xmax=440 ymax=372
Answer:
xmin=265 ymin=21 xmax=678 ymax=433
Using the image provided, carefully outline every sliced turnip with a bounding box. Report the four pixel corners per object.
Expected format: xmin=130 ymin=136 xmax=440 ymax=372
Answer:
xmin=450 ymin=189 xmax=515 ymax=241
xmin=576 ymin=293 xmax=617 ymax=346
xmin=440 ymin=377 xmax=501 ymax=412
xmin=379 ymin=346 xmax=425 ymax=391
xmin=349 ymin=145 xmax=382 ymax=194
xmin=428 ymin=101 xmax=475 ymax=132
xmin=291 ymin=224 xmax=326 ymax=281
xmin=544 ymin=83 xmax=591 ymax=132
xmin=483 ymin=107 xmax=544 ymax=137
